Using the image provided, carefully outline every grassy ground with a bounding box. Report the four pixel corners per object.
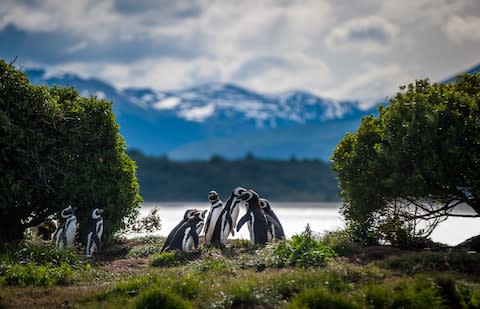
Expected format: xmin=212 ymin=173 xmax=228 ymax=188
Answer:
xmin=1 ymin=235 xmax=480 ymax=308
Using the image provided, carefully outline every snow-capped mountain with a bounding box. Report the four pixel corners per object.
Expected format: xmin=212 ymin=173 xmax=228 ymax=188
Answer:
xmin=25 ymin=68 xmax=372 ymax=160
xmin=123 ymin=83 xmax=363 ymax=128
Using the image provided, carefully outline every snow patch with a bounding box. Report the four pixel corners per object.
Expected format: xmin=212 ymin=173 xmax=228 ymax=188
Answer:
xmin=178 ymin=103 xmax=215 ymax=122
xmin=153 ymin=97 xmax=181 ymax=110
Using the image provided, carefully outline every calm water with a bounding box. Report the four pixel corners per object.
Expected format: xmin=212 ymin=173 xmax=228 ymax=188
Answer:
xmin=139 ymin=202 xmax=480 ymax=246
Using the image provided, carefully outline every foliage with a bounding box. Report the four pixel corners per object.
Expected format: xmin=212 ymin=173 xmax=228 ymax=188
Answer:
xmin=319 ymin=229 xmax=361 ymax=256
xmin=0 ymin=241 xmax=87 ymax=287
xmin=150 ymin=252 xmax=185 ymax=267
xmin=1 ymin=262 xmax=74 ymax=287
xmin=379 ymin=251 xmax=480 ymax=275
xmin=285 ymin=288 xmax=361 ymax=309
xmin=0 ymin=241 xmax=80 ymax=266
xmin=265 ymin=224 xmax=336 ymax=268
xmin=118 ymin=207 xmax=161 ymax=237
xmin=0 ymin=60 xmax=142 ymax=242
xmin=332 ymin=73 xmax=480 ymax=244
xmin=135 ymin=288 xmax=192 ymax=309
xmin=129 ymin=150 xmax=339 ymax=201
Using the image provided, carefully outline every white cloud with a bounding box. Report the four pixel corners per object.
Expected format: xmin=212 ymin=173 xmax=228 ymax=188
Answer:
xmin=153 ymin=97 xmax=181 ymax=110
xmin=323 ymin=64 xmax=415 ymax=109
xmin=178 ymin=103 xmax=215 ymax=122
xmin=325 ymin=16 xmax=397 ymax=54
xmin=445 ymin=16 xmax=480 ymax=43
xmin=4 ymin=0 xmax=480 ymax=105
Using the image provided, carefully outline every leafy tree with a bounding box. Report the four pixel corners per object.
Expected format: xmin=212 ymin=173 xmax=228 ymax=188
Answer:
xmin=331 ymin=74 xmax=480 ymax=245
xmin=0 ymin=60 xmax=142 ymax=242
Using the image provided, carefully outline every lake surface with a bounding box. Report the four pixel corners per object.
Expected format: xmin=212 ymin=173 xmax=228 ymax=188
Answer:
xmin=139 ymin=202 xmax=480 ymax=246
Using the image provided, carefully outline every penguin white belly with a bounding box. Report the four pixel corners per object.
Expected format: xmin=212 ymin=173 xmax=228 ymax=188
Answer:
xmin=56 ymin=227 xmax=65 ymax=249
xmin=64 ymin=218 xmax=77 ymax=248
xmin=267 ymin=223 xmax=274 ymax=242
xmin=86 ymin=232 xmax=97 ymax=256
xmin=220 ymin=213 xmax=231 ymax=245
xmin=96 ymin=219 xmax=103 ymax=240
xmin=230 ymin=199 xmax=241 ymax=231
xmin=205 ymin=208 xmax=222 ymax=245
xmin=182 ymin=227 xmax=192 ymax=252
xmin=248 ymin=213 xmax=255 ymax=243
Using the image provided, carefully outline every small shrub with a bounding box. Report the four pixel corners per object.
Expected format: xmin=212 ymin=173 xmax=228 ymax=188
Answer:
xmin=320 ymin=229 xmax=361 ymax=256
xmin=285 ymin=288 xmax=361 ymax=309
xmin=1 ymin=262 xmax=74 ymax=287
xmin=266 ymin=225 xmax=336 ymax=268
xmin=189 ymin=257 xmax=237 ymax=276
xmin=363 ymin=283 xmax=392 ymax=308
xmin=391 ymin=277 xmax=445 ymax=309
xmin=380 ymin=251 xmax=480 ymax=275
xmin=135 ymin=288 xmax=192 ymax=309
xmin=166 ymin=274 xmax=201 ymax=300
xmin=129 ymin=243 xmax=164 ymax=258
xmin=150 ymin=252 xmax=185 ymax=267
xmin=0 ymin=241 xmax=80 ymax=267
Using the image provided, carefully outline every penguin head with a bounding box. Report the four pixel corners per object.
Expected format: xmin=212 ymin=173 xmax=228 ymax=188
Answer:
xmin=196 ymin=209 xmax=208 ymax=221
xmin=233 ymin=186 xmax=247 ymax=197
xmin=183 ymin=209 xmax=198 ymax=220
xmin=208 ymin=191 xmax=219 ymax=202
xmin=240 ymin=190 xmax=254 ymax=201
xmin=259 ymin=198 xmax=271 ymax=211
xmin=92 ymin=208 xmax=104 ymax=219
xmin=61 ymin=206 xmax=76 ymax=218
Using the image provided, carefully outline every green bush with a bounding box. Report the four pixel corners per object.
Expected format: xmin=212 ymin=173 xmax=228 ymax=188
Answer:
xmin=189 ymin=256 xmax=237 ymax=276
xmin=391 ymin=277 xmax=445 ymax=309
xmin=0 ymin=241 xmax=80 ymax=266
xmin=266 ymin=225 xmax=336 ymax=268
xmin=0 ymin=60 xmax=142 ymax=242
xmin=135 ymin=288 xmax=192 ymax=309
xmin=320 ymin=229 xmax=361 ymax=256
xmin=1 ymin=262 xmax=74 ymax=287
xmin=379 ymin=251 xmax=480 ymax=275
xmin=150 ymin=252 xmax=186 ymax=267
xmin=285 ymin=288 xmax=361 ymax=309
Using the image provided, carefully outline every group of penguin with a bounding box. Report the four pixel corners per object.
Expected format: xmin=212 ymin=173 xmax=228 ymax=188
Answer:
xmin=53 ymin=206 xmax=104 ymax=257
xmin=161 ymin=186 xmax=285 ymax=252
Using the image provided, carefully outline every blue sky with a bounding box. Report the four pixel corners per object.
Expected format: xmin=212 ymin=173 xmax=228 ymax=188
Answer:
xmin=1 ymin=0 xmax=479 ymax=108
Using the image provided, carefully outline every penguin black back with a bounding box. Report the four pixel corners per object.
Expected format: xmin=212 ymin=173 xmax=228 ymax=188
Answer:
xmin=236 ymin=190 xmax=268 ymax=245
xmin=161 ymin=209 xmax=199 ymax=252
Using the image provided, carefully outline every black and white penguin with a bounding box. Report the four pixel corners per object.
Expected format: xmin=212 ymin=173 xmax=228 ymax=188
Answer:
xmin=236 ymin=190 xmax=269 ymax=245
xmin=259 ymin=198 xmax=285 ymax=241
xmin=204 ymin=191 xmax=224 ymax=246
xmin=55 ymin=206 xmax=78 ymax=249
xmin=227 ymin=186 xmax=248 ymax=235
xmin=161 ymin=209 xmax=200 ymax=252
xmin=165 ymin=210 xmax=207 ymax=252
xmin=85 ymin=208 xmax=104 ymax=257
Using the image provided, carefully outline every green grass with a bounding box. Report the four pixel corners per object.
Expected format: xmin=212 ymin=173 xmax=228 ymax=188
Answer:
xmin=2 ymin=236 xmax=480 ymax=308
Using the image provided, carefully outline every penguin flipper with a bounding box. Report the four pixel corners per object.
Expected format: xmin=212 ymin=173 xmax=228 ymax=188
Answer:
xmin=236 ymin=214 xmax=250 ymax=232
xmin=265 ymin=214 xmax=281 ymax=228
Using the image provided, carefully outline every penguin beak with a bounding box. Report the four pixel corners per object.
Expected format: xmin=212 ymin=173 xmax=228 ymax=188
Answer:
xmin=97 ymin=209 xmax=104 ymax=214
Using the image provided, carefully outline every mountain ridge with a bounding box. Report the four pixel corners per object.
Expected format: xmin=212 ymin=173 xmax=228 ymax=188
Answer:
xmin=24 ymin=63 xmax=478 ymax=161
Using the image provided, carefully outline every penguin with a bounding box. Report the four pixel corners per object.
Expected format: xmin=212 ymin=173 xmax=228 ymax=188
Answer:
xmin=259 ymin=198 xmax=285 ymax=241
xmin=55 ymin=206 xmax=78 ymax=249
xmin=236 ymin=190 xmax=269 ymax=245
xmin=161 ymin=209 xmax=200 ymax=252
xmin=227 ymin=186 xmax=248 ymax=236
xmin=85 ymin=208 xmax=104 ymax=257
xmin=165 ymin=210 xmax=207 ymax=252
xmin=204 ymin=191 xmax=224 ymax=246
